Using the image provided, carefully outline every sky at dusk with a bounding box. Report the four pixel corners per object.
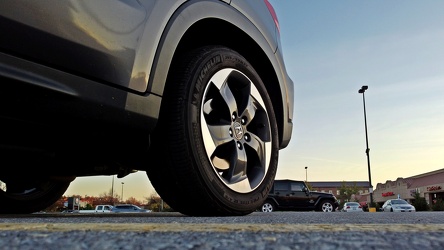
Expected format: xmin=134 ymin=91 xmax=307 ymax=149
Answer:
xmin=64 ymin=0 xmax=444 ymax=201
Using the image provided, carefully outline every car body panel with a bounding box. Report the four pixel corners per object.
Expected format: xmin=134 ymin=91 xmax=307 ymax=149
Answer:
xmin=0 ymin=0 xmax=293 ymax=151
xmin=1 ymin=0 xmax=154 ymax=91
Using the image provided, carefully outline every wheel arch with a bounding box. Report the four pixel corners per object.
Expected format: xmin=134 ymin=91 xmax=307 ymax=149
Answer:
xmin=265 ymin=197 xmax=279 ymax=207
xmin=148 ymin=0 xmax=289 ymax=148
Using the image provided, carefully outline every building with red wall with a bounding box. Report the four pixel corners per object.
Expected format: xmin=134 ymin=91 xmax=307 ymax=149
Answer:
xmin=373 ymin=168 xmax=444 ymax=206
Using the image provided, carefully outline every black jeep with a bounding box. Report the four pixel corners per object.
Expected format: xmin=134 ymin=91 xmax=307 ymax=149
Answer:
xmin=261 ymin=179 xmax=339 ymax=212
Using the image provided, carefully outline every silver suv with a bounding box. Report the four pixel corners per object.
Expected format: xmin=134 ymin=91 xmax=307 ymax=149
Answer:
xmin=0 ymin=0 xmax=293 ymax=216
xmin=111 ymin=204 xmax=151 ymax=213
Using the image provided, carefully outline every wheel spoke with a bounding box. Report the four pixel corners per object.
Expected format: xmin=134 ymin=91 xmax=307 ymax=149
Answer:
xmin=224 ymin=146 xmax=248 ymax=183
xmin=209 ymin=69 xmax=239 ymax=116
xmin=207 ymin=124 xmax=233 ymax=148
xmin=219 ymin=82 xmax=238 ymax=115
xmin=244 ymin=133 xmax=267 ymax=168
xmin=202 ymin=83 xmax=231 ymax=123
xmin=202 ymin=95 xmax=233 ymax=158
xmin=240 ymin=95 xmax=257 ymax=125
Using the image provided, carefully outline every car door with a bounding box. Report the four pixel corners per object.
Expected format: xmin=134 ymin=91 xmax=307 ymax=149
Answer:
xmin=289 ymin=182 xmax=314 ymax=209
xmin=272 ymin=181 xmax=293 ymax=207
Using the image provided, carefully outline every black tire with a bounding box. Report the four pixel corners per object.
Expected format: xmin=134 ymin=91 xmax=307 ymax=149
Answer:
xmin=261 ymin=201 xmax=275 ymax=212
xmin=0 ymin=177 xmax=72 ymax=214
xmin=319 ymin=200 xmax=335 ymax=212
xmin=147 ymin=46 xmax=279 ymax=216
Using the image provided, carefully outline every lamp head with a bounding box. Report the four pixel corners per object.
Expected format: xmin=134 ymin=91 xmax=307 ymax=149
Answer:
xmin=358 ymin=85 xmax=368 ymax=93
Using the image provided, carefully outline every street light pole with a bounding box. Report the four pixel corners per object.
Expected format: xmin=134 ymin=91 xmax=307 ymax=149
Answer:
xmin=121 ymin=182 xmax=124 ymax=202
xmin=111 ymin=175 xmax=114 ymax=204
xmin=305 ymin=166 xmax=308 ymax=182
xmin=358 ymin=85 xmax=374 ymax=206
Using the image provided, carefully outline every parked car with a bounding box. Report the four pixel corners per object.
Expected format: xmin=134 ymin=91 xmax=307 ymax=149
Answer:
xmin=78 ymin=205 xmax=113 ymax=213
xmin=0 ymin=0 xmax=293 ymax=216
xmin=341 ymin=202 xmax=363 ymax=212
xmin=111 ymin=204 xmax=151 ymax=213
xmin=261 ymin=180 xmax=339 ymax=212
xmin=61 ymin=210 xmax=77 ymax=214
xmin=381 ymin=199 xmax=416 ymax=212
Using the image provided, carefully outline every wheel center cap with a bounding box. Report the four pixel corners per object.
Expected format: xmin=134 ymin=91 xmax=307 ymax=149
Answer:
xmin=233 ymin=121 xmax=244 ymax=140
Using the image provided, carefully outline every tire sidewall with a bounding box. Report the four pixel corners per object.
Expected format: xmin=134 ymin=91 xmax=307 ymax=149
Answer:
xmin=0 ymin=180 xmax=70 ymax=213
xmin=186 ymin=47 xmax=279 ymax=212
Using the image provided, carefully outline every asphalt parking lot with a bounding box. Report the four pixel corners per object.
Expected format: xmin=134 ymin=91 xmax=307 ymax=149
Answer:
xmin=1 ymin=212 xmax=444 ymax=249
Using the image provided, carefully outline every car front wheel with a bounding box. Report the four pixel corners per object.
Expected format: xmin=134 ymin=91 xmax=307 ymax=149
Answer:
xmin=261 ymin=202 xmax=275 ymax=212
xmin=147 ymin=46 xmax=279 ymax=216
xmin=319 ymin=200 xmax=335 ymax=212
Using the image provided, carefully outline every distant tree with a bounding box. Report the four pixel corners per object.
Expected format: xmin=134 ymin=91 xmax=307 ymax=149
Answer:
xmin=431 ymin=198 xmax=444 ymax=211
xmin=99 ymin=190 xmax=119 ymax=205
xmin=338 ymin=181 xmax=360 ymax=205
xmin=412 ymin=192 xmax=429 ymax=211
xmin=146 ymin=193 xmax=173 ymax=212
xmin=83 ymin=203 xmax=94 ymax=210
xmin=124 ymin=197 xmax=141 ymax=206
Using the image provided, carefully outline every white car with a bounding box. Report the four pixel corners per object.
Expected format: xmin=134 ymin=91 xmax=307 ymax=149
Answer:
xmin=382 ymin=199 xmax=416 ymax=212
xmin=341 ymin=202 xmax=363 ymax=212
